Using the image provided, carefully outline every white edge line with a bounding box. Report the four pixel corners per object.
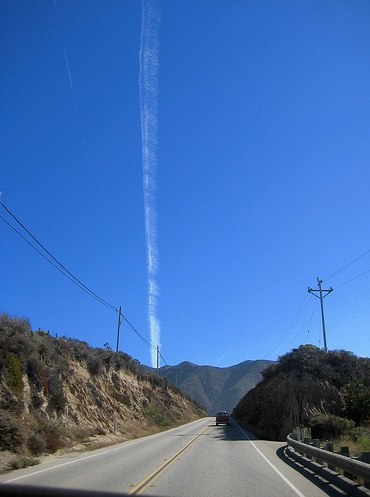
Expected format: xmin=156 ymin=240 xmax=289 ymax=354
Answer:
xmin=4 ymin=418 xmax=208 ymax=484
xmin=4 ymin=443 xmax=132 ymax=483
xmin=235 ymin=422 xmax=307 ymax=497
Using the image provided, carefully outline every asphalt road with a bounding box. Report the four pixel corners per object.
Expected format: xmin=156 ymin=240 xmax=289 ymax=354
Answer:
xmin=0 ymin=418 xmax=348 ymax=497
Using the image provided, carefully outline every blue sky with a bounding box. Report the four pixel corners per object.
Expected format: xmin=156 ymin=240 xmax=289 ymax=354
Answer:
xmin=2 ymin=0 xmax=370 ymax=368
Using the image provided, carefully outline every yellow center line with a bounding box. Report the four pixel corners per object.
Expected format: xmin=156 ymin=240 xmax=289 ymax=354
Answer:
xmin=129 ymin=425 xmax=209 ymax=495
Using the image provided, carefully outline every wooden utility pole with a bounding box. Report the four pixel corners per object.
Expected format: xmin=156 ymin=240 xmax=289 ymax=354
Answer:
xmin=116 ymin=306 xmax=122 ymax=353
xmin=308 ymin=277 xmax=333 ymax=352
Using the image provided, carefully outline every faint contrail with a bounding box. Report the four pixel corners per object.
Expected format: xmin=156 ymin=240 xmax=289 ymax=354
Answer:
xmin=63 ymin=46 xmax=74 ymax=92
xmin=139 ymin=0 xmax=160 ymax=367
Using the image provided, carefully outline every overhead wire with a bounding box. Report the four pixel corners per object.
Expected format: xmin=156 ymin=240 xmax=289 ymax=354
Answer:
xmin=122 ymin=313 xmax=168 ymax=365
xmin=284 ymin=298 xmax=319 ymax=350
xmin=324 ymin=248 xmax=370 ymax=282
xmin=262 ymin=293 xmax=312 ymax=359
xmin=0 ymin=212 xmax=117 ymax=311
xmin=159 ymin=351 xmax=167 ymax=366
xmin=261 ymin=248 xmax=370 ymax=361
xmin=334 ymin=268 xmax=370 ymax=290
xmin=0 ymin=201 xmax=118 ymax=312
xmin=1 ymin=201 xmax=168 ymax=364
xmin=123 ymin=315 xmax=155 ymax=350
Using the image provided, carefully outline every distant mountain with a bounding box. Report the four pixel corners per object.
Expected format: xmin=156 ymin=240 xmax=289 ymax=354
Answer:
xmin=150 ymin=359 xmax=274 ymax=415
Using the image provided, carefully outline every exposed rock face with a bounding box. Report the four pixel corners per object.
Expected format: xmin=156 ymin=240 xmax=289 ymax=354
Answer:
xmin=69 ymin=361 xmax=206 ymax=433
xmin=0 ymin=315 xmax=206 ymax=457
xmin=233 ymin=369 xmax=343 ymax=441
xmin=232 ymin=345 xmax=370 ymax=441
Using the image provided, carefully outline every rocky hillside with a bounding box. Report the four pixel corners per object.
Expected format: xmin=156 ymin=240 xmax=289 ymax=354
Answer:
xmin=148 ymin=359 xmax=273 ymax=414
xmin=233 ymin=345 xmax=370 ymax=441
xmin=0 ymin=314 xmax=206 ymax=464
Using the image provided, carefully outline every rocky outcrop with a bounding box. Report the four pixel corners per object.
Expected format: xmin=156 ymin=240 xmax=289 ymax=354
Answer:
xmin=231 ymin=345 xmax=370 ymax=441
xmin=233 ymin=369 xmax=343 ymax=440
xmin=0 ymin=315 xmax=206 ymax=459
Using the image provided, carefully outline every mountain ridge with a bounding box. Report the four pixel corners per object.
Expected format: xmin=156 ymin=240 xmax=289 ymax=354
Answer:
xmin=146 ymin=359 xmax=274 ymax=414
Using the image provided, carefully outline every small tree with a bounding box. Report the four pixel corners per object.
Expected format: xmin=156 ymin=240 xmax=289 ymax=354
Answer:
xmin=343 ymin=379 xmax=370 ymax=424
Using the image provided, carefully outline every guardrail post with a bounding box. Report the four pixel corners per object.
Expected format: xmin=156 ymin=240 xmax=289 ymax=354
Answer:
xmin=312 ymin=439 xmax=323 ymax=464
xmin=340 ymin=447 xmax=351 ymax=478
xmin=325 ymin=442 xmax=336 ymax=471
xmin=359 ymin=453 xmax=370 ymax=489
xmin=287 ymin=433 xmax=370 ymax=492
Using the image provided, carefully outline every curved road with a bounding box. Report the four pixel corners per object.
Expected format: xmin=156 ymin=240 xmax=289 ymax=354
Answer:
xmin=0 ymin=418 xmax=345 ymax=497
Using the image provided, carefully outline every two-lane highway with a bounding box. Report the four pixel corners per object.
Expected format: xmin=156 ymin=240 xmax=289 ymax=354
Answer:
xmin=0 ymin=418 xmax=345 ymax=497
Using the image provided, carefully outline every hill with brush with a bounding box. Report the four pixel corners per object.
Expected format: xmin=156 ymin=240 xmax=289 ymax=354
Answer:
xmin=233 ymin=344 xmax=370 ymax=441
xmin=0 ymin=314 xmax=206 ymax=470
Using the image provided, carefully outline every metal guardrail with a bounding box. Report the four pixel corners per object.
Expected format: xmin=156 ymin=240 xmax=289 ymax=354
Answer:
xmin=287 ymin=434 xmax=370 ymax=483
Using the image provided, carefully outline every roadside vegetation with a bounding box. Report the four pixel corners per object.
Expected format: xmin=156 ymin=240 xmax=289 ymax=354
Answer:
xmin=0 ymin=314 xmax=206 ymax=473
xmin=276 ymin=345 xmax=370 ymax=455
xmin=234 ymin=344 xmax=370 ymax=451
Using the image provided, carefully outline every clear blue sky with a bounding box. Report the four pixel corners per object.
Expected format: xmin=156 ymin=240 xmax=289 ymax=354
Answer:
xmin=2 ymin=0 xmax=370 ymax=368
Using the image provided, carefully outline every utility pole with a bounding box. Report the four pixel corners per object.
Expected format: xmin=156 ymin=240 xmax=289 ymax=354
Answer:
xmin=156 ymin=345 xmax=160 ymax=376
xmin=308 ymin=277 xmax=333 ymax=352
xmin=116 ymin=306 xmax=122 ymax=353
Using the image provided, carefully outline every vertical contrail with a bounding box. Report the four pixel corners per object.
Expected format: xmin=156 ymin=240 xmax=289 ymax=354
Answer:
xmin=63 ymin=46 xmax=74 ymax=92
xmin=139 ymin=0 xmax=160 ymax=367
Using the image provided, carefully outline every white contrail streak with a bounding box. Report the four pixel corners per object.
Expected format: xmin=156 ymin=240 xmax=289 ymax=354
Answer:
xmin=139 ymin=0 xmax=161 ymax=367
xmin=63 ymin=46 xmax=74 ymax=92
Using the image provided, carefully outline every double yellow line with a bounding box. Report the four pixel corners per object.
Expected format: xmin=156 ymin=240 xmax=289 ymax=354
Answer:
xmin=129 ymin=425 xmax=209 ymax=495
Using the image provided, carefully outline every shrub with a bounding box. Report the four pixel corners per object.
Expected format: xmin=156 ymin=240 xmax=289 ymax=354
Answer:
xmin=360 ymin=435 xmax=370 ymax=452
xmin=38 ymin=421 xmax=64 ymax=453
xmin=48 ymin=373 xmax=67 ymax=414
xmin=31 ymin=392 xmax=43 ymax=410
xmin=70 ymin=425 xmax=95 ymax=442
xmin=7 ymin=456 xmax=39 ymax=470
xmin=0 ymin=409 xmax=24 ymax=451
xmin=310 ymin=414 xmax=355 ymax=440
xmin=0 ymin=314 xmax=32 ymax=337
xmin=5 ymin=353 xmax=24 ymax=396
xmin=342 ymin=379 xmax=370 ymax=424
xmin=87 ymin=356 xmax=102 ymax=376
xmin=143 ymin=406 xmax=172 ymax=427
xmin=26 ymin=356 xmax=43 ymax=391
xmin=27 ymin=432 xmax=47 ymax=456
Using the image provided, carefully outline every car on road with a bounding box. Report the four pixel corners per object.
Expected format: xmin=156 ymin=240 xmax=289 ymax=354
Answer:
xmin=215 ymin=411 xmax=230 ymax=426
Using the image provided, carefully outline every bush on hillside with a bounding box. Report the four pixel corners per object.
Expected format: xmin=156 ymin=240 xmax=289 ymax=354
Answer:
xmin=0 ymin=409 xmax=25 ymax=452
xmin=5 ymin=352 xmax=24 ymax=396
xmin=48 ymin=373 xmax=67 ymax=413
xmin=342 ymin=379 xmax=370 ymax=424
xmin=27 ymin=432 xmax=47 ymax=456
xmin=309 ymin=413 xmax=355 ymax=440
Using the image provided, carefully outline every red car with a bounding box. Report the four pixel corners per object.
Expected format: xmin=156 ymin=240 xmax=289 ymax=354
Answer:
xmin=216 ymin=411 xmax=230 ymax=426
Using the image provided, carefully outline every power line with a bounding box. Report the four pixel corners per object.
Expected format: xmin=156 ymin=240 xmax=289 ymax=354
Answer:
xmin=123 ymin=315 xmax=168 ymax=365
xmin=0 ymin=201 xmax=118 ymax=312
xmin=325 ymin=249 xmax=370 ymax=282
xmin=1 ymin=212 xmax=112 ymax=312
xmin=334 ymin=268 xmax=370 ymax=290
xmin=159 ymin=350 xmax=168 ymax=366
xmin=262 ymin=294 xmax=311 ymax=359
xmin=123 ymin=315 xmax=155 ymax=350
xmin=1 ymin=212 xmax=114 ymax=309
xmin=1 ymin=200 xmax=166 ymax=366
